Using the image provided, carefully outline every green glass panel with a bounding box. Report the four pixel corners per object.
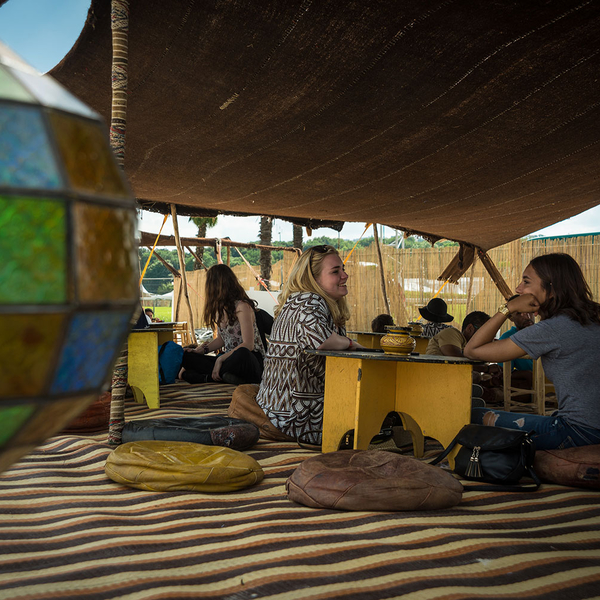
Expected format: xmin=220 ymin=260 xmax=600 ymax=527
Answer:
xmin=0 ymin=196 xmax=68 ymax=304
xmin=0 ymin=104 xmax=63 ymax=189
xmin=0 ymin=405 xmax=35 ymax=446
xmin=0 ymin=313 xmax=66 ymax=398
xmin=75 ymin=203 xmax=138 ymax=302
xmin=13 ymin=396 xmax=94 ymax=444
xmin=8 ymin=67 xmax=98 ymax=119
xmin=0 ymin=65 xmax=35 ymax=102
xmin=48 ymin=112 xmax=129 ymax=198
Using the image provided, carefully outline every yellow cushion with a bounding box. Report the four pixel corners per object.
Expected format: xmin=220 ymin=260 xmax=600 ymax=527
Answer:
xmin=105 ymin=440 xmax=264 ymax=492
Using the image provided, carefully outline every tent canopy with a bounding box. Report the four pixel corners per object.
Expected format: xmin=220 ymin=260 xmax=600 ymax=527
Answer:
xmin=51 ymin=0 xmax=600 ymax=250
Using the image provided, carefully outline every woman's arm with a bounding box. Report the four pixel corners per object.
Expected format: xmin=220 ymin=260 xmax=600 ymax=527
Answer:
xmin=186 ymin=333 xmax=224 ymax=354
xmin=318 ymin=331 xmax=366 ymax=351
xmin=464 ymin=295 xmax=538 ymax=362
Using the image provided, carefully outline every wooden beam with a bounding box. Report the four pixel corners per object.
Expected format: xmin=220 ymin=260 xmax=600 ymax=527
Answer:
xmin=139 ymin=231 xmax=299 ymax=253
xmin=144 ymin=246 xmax=181 ymax=277
xmin=477 ymin=249 xmax=513 ymax=300
xmin=184 ymin=246 xmax=207 ymax=270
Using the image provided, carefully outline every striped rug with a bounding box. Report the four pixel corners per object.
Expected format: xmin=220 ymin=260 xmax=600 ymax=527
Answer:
xmin=1 ymin=383 xmax=599 ymax=600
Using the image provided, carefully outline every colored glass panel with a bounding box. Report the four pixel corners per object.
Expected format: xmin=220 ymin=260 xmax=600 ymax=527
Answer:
xmin=12 ymin=396 xmax=94 ymax=444
xmin=8 ymin=67 xmax=98 ymax=119
xmin=0 ymin=65 xmax=35 ymax=102
xmin=0 ymin=405 xmax=35 ymax=446
xmin=0 ymin=444 xmax=36 ymax=474
xmin=74 ymin=203 xmax=138 ymax=302
xmin=51 ymin=310 xmax=132 ymax=394
xmin=0 ymin=313 xmax=67 ymax=398
xmin=0 ymin=196 xmax=68 ymax=304
xmin=0 ymin=104 xmax=63 ymax=189
xmin=48 ymin=112 xmax=129 ymax=197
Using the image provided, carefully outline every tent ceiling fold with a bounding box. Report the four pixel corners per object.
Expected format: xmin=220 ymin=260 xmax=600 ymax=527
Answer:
xmin=51 ymin=0 xmax=600 ymax=251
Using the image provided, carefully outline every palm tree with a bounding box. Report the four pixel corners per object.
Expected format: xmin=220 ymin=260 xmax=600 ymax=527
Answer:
xmin=259 ymin=216 xmax=272 ymax=289
xmin=189 ymin=216 xmax=218 ymax=269
xmin=293 ymin=224 xmax=303 ymax=250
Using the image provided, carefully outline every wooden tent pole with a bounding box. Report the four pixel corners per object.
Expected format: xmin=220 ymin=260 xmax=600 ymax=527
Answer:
xmin=373 ymin=224 xmax=391 ymax=315
xmin=170 ymin=204 xmax=197 ymax=344
xmin=107 ymin=0 xmax=130 ymax=446
xmin=477 ymin=249 xmax=513 ymax=300
xmin=184 ymin=246 xmax=207 ymax=270
xmin=144 ymin=247 xmax=181 ymax=278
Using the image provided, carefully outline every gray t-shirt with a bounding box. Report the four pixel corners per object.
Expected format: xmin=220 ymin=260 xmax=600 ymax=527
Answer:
xmin=511 ymin=314 xmax=600 ymax=430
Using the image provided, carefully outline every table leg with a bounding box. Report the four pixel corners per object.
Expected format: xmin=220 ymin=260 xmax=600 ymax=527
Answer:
xmin=127 ymin=332 xmax=160 ymax=409
xmin=321 ymin=357 xmax=396 ymax=452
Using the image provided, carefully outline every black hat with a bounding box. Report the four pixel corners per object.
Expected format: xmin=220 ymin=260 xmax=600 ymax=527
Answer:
xmin=418 ymin=298 xmax=453 ymax=323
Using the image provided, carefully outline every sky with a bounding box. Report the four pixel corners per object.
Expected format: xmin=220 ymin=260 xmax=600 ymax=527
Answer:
xmin=2 ymin=0 xmax=600 ymax=243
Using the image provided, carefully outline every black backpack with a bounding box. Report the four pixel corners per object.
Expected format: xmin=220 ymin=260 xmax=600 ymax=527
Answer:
xmin=255 ymin=308 xmax=274 ymax=351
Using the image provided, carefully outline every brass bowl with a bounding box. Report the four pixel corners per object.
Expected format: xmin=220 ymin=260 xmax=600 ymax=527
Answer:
xmin=380 ymin=327 xmax=416 ymax=355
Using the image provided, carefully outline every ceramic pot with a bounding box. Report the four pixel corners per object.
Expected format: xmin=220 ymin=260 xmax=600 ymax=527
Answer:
xmin=380 ymin=326 xmax=416 ymax=355
xmin=408 ymin=322 xmax=423 ymax=336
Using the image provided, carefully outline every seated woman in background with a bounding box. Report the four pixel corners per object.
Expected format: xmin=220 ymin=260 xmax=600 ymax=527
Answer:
xmin=179 ymin=264 xmax=265 ymax=385
xmin=229 ymin=244 xmax=364 ymax=442
xmin=464 ymin=253 xmax=600 ymax=450
xmin=371 ymin=313 xmax=394 ymax=333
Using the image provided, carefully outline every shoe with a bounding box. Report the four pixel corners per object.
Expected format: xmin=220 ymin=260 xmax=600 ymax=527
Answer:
xmin=222 ymin=373 xmax=245 ymax=386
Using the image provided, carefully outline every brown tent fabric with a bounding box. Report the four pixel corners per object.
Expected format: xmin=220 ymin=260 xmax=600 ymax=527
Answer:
xmin=51 ymin=0 xmax=600 ymax=250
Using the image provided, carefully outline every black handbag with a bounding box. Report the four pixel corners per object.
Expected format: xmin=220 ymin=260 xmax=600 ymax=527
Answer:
xmin=430 ymin=424 xmax=541 ymax=492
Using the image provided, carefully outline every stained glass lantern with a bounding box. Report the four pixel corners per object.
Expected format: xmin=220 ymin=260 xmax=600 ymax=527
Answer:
xmin=0 ymin=42 xmax=139 ymax=473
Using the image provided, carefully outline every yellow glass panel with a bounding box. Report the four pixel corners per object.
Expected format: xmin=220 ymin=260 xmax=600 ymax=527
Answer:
xmin=12 ymin=396 xmax=95 ymax=444
xmin=0 ymin=313 xmax=66 ymax=398
xmin=74 ymin=203 xmax=138 ymax=302
xmin=47 ymin=112 xmax=129 ymax=197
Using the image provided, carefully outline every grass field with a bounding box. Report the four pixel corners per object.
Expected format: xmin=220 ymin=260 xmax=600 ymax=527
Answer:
xmin=143 ymin=306 xmax=172 ymax=321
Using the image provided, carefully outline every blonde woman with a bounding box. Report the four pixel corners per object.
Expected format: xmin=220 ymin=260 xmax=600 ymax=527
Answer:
xmin=229 ymin=245 xmax=365 ymax=443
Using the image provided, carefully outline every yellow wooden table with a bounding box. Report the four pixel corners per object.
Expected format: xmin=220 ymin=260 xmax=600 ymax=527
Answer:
xmin=349 ymin=331 xmax=429 ymax=353
xmin=127 ymin=327 xmax=175 ymax=409
xmin=310 ymin=349 xmax=476 ymax=457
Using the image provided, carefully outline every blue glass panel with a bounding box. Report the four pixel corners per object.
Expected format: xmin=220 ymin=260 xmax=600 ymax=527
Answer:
xmin=0 ymin=104 xmax=63 ymax=189
xmin=9 ymin=68 xmax=98 ymax=119
xmin=51 ymin=311 xmax=132 ymax=394
xmin=0 ymin=65 xmax=35 ymax=102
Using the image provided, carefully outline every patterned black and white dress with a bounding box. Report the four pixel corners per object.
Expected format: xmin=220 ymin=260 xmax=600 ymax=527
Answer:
xmin=256 ymin=292 xmax=345 ymax=443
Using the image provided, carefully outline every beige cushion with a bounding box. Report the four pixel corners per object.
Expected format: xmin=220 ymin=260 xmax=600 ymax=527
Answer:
xmin=287 ymin=450 xmax=463 ymax=511
xmin=105 ymin=440 xmax=263 ymax=492
xmin=534 ymin=445 xmax=600 ymax=489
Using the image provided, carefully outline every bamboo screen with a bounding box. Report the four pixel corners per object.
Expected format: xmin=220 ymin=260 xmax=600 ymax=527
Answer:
xmin=173 ymin=234 xmax=599 ymax=335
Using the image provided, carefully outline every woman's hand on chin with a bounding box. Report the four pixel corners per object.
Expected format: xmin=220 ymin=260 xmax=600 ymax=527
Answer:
xmin=508 ymin=294 xmax=540 ymax=314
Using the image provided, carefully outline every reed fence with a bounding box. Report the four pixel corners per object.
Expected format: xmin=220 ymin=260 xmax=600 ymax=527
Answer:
xmin=173 ymin=234 xmax=600 ymax=336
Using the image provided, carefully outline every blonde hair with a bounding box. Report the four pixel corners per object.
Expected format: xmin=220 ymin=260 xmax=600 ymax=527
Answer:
xmin=275 ymin=245 xmax=350 ymax=328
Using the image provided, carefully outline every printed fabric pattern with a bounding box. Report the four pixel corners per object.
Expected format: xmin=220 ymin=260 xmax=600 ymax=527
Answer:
xmin=256 ymin=292 xmax=344 ymax=443
xmin=218 ymin=302 xmax=266 ymax=357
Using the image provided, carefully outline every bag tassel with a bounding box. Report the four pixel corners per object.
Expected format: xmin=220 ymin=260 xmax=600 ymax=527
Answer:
xmin=466 ymin=446 xmax=483 ymax=478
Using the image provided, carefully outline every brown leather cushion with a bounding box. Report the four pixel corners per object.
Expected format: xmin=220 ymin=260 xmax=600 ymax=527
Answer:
xmin=228 ymin=384 xmax=295 ymax=442
xmin=286 ymin=450 xmax=463 ymax=511
xmin=534 ymin=445 xmax=600 ymax=489
xmin=63 ymin=391 xmax=111 ymax=433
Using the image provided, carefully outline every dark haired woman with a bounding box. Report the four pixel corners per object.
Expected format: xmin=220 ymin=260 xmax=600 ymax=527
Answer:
xmin=465 ymin=253 xmax=600 ymax=449
xmin=179 ymin=264 xmax=265 ymax=385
